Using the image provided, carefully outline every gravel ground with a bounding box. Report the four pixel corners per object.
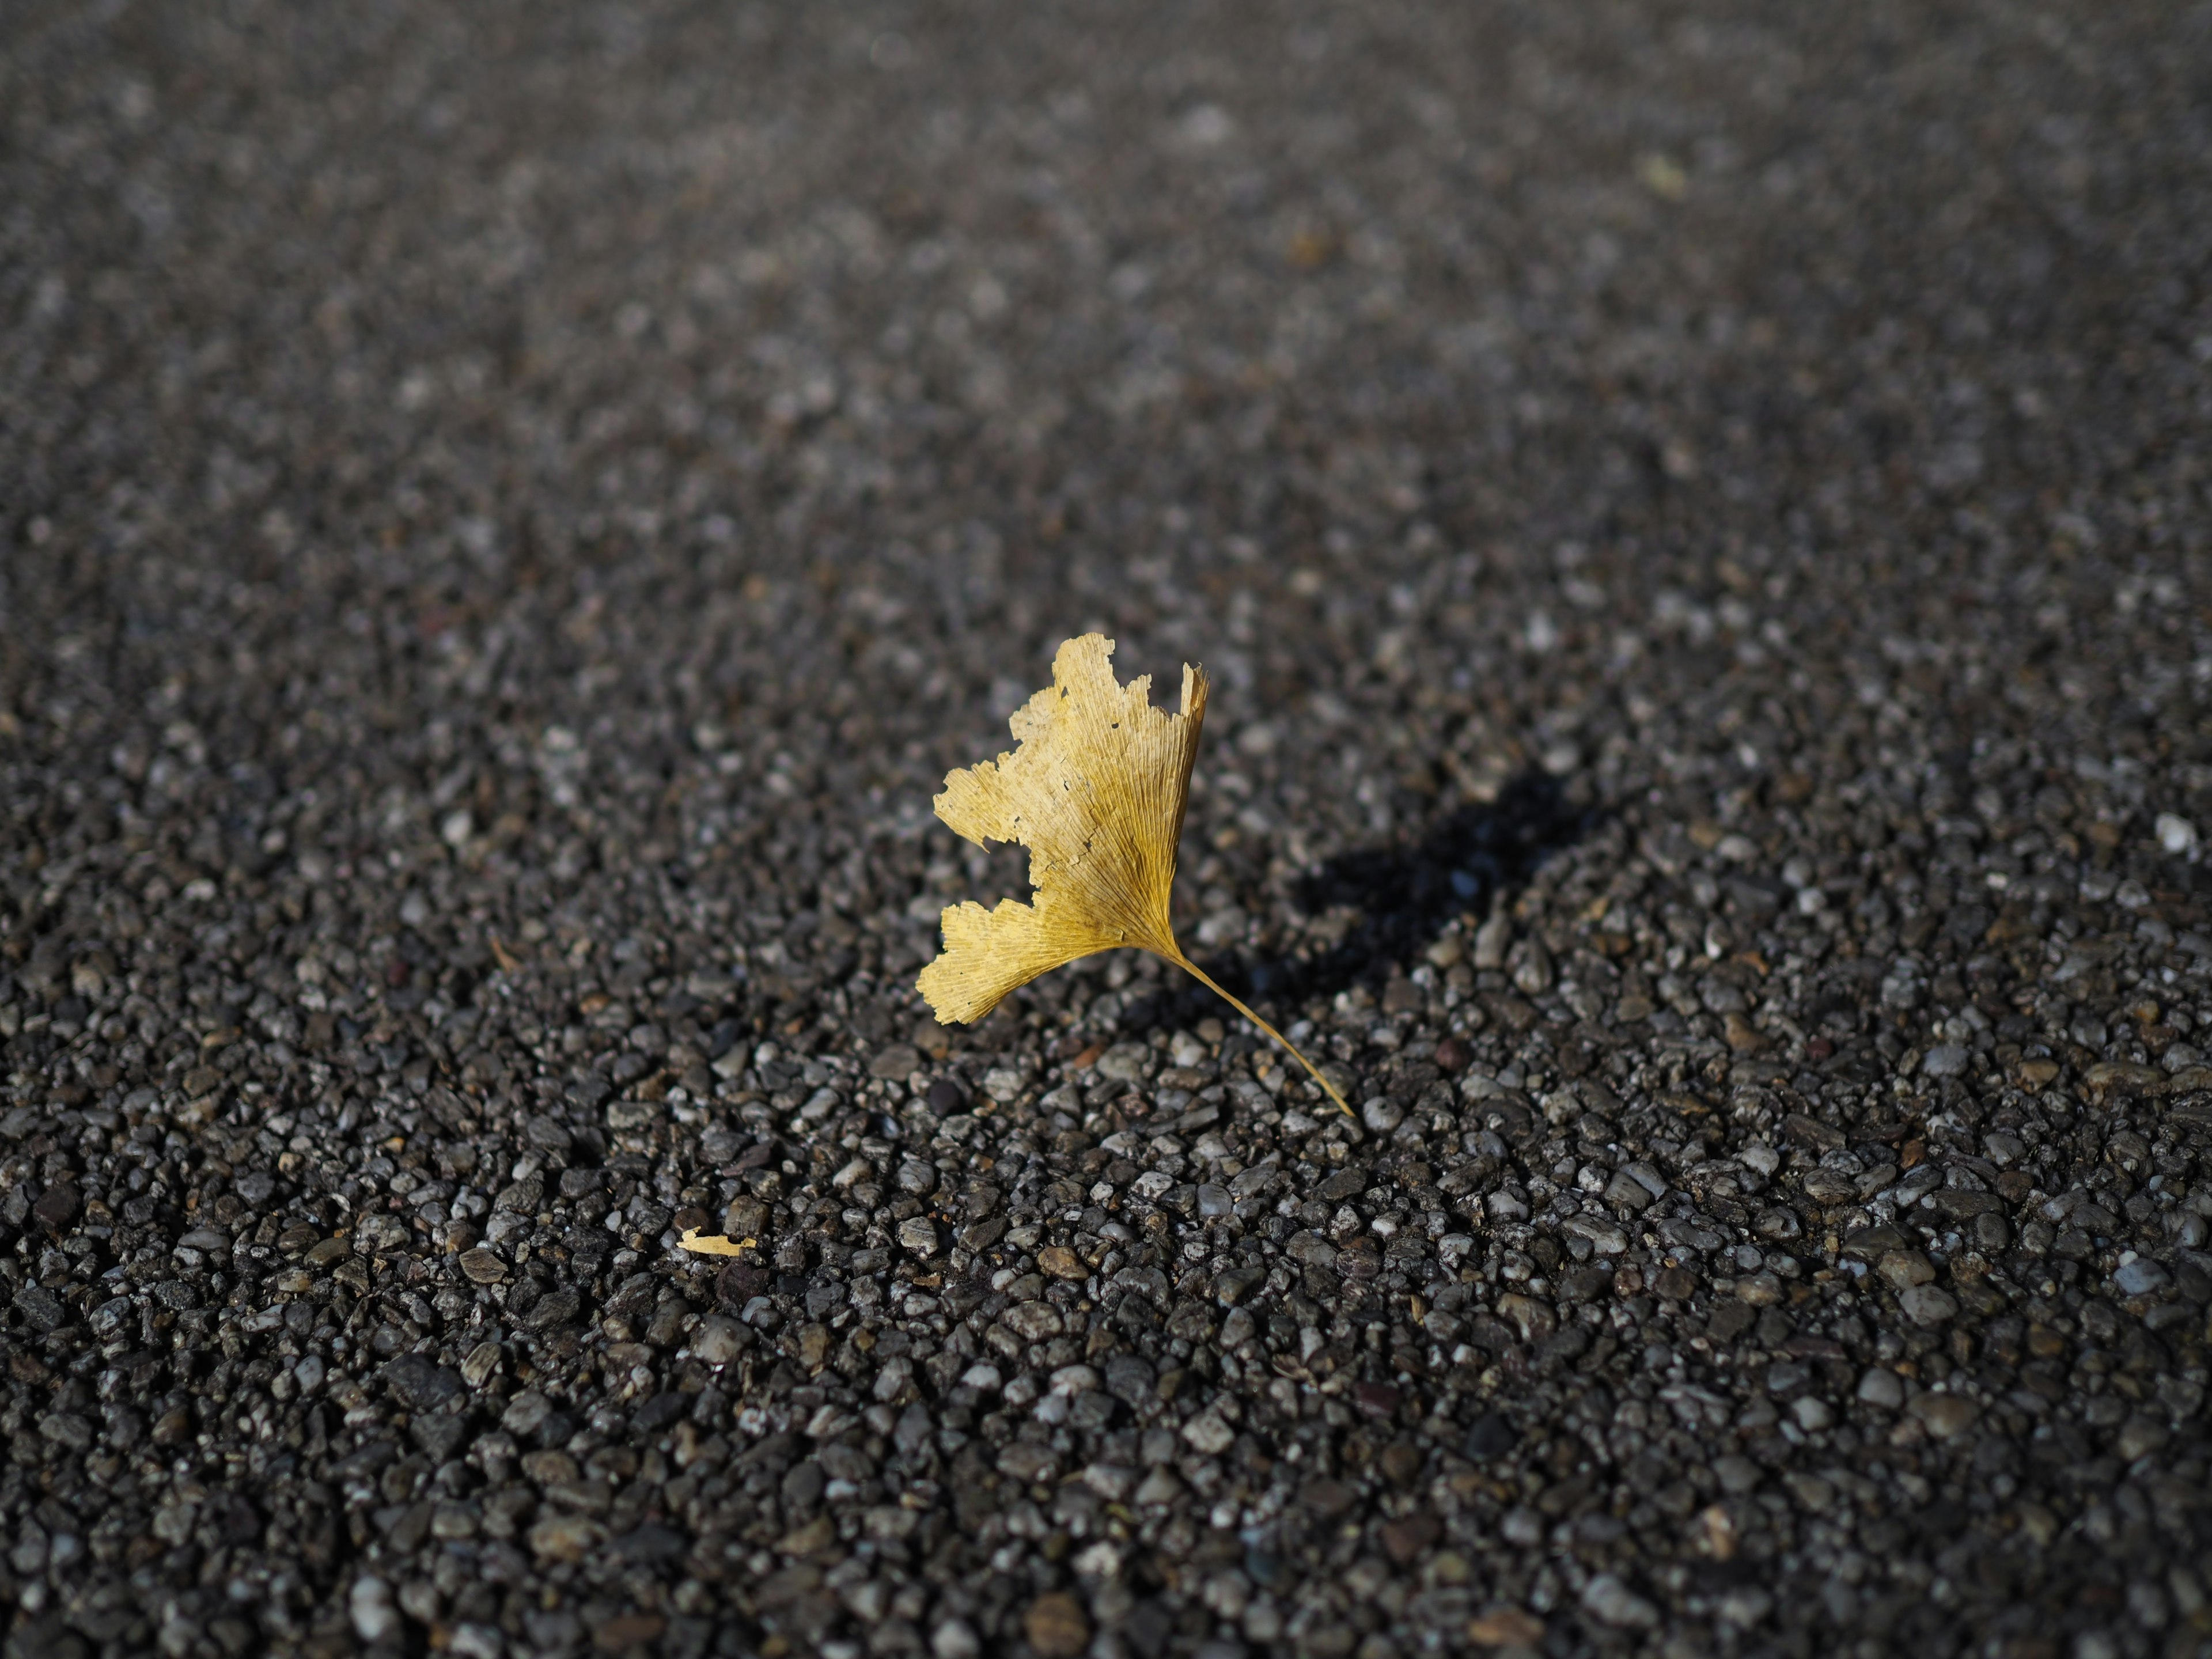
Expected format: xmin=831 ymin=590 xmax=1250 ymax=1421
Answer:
xmin=5 ymin=3 xmax=2212 ymax=1658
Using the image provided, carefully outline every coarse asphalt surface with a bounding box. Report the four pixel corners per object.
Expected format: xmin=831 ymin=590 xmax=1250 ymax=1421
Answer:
xmin=3 ymin=3 xmax=2211 ymax=1658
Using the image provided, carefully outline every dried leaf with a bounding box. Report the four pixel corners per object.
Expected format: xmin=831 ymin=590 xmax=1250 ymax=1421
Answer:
xmin=676 ymin=1230 xmax=756 ymax=1257
xmin=917 ymin=632 xmax=1350 ymax=1116
xmin=1466 ymin=1607 xmax=1546 ymax=1647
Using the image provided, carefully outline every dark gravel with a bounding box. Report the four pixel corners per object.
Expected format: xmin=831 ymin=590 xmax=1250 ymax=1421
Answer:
xmin=5 ymin=3 xmax=2211 ymax=1658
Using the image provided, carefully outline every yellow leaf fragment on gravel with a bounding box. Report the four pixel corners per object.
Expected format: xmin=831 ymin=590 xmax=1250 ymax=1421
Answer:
xmin=915 ymin=632 xmax=1350 ymax=1116
xmin=919 ymin=633 xmax=1206 ymax=1020
xmin=1467 ymin=1607 xmax=1546 ymax=1647
xmin=677 ymin=1230 xmax=756 ymax=1257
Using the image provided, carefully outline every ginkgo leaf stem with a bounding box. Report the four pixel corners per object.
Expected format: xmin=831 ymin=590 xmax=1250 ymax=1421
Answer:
xmin=1157 ymin=947 xmax=1355 ymax=1120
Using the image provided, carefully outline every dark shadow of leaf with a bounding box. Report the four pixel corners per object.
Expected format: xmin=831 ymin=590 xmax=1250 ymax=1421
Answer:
xmin=1190 ymin=767 xmax=1599 ymax=1015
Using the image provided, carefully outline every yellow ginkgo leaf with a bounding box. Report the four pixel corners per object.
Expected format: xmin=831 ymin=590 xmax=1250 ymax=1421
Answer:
xmin=916 ymin=632 xmax=1351 ymax=1117
xmin=676 ymin=1230 xmax=756 ymax=1257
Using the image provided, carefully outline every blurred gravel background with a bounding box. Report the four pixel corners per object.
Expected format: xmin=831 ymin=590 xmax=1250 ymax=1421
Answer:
xmin=5 ymin=3 xmax=2212 ymax=1659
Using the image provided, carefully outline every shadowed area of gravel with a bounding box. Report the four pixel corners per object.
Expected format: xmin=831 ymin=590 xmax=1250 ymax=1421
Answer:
xmin=3 ymin=3 xmax=2210 ymax=1658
